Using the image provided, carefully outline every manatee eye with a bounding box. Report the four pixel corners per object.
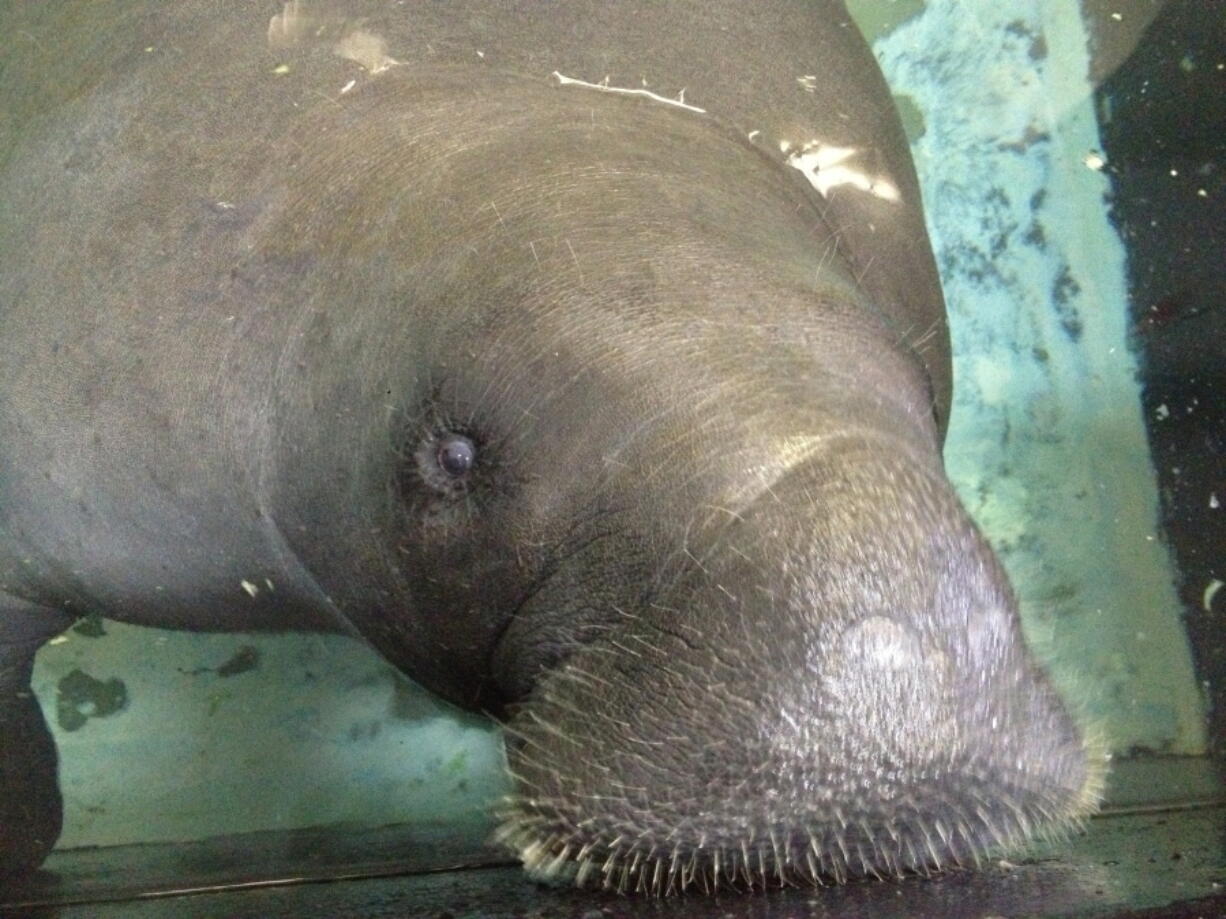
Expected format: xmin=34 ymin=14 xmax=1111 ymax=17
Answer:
xmin=436 ymin=433 xmax=476 ymax=477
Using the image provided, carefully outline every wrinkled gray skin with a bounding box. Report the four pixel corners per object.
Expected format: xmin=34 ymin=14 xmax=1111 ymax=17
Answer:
xmin=0 ymin=0 xmax=1100 ymax=893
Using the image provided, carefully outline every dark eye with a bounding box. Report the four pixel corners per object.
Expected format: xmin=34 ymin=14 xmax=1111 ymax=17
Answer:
xmin=436 ymin=434 xmax=476 ymax=477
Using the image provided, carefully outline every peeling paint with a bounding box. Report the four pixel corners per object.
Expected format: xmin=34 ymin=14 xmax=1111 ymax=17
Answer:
xmin=217 ymin=645 xmax=261 ymax=678
xmin=56 ymin=669 xmax=128 ymax=732
xmin=72 ymin=613 xmax=107 ymax=638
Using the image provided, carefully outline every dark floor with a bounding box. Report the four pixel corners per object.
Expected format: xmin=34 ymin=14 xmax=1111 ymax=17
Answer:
xmin=3 ymin=759 xmax=1222 ymax=918
xmin=2 ymin=801 xmax=1225 ymax=919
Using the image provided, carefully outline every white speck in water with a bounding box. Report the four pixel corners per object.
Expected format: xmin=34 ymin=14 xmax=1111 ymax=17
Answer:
xmin=1084 ymin=151 xmax=1106 ymax=170
xmin=1155 ymin=403 xmax=1169 ymax=420
xmin=1204 ymin=579 xmax=1224 ymax=612
xmin=241 ymin=579 xmax=260 ymax=598
xmin=1210 ymin=492 xmax=1220 ymax=510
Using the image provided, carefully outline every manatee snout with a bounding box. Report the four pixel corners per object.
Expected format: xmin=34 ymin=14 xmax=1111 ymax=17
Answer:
xmin=495 ymin=447 xmax=1101 ymax=894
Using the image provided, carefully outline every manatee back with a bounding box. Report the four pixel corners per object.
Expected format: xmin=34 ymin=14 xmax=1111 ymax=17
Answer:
xmin=0 ymin=0 xmax=948 ymax=430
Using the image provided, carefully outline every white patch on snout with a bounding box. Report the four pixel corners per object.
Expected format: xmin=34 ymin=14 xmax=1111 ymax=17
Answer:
xmin=964 ymin=601 xmax=1017 ymax=670
xmin=846 ymin=616 xmax=924 ymax=670
xmin=829 ymin=616 xmax=956 ymax=759
xmin=783 ymin=140 xmax=902 ymax=202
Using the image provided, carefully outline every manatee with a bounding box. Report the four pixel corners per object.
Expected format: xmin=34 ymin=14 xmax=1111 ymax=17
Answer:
xmin=0 ymin=0 xmax=1101 ymax=893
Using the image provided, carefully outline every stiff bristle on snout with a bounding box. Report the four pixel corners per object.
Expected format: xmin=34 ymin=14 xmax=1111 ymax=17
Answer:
xmin=494 ymin=703 xmax=1105 ymax=897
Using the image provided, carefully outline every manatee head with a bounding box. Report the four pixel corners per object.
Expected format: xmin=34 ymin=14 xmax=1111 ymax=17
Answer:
xmin=261 ymin=73 xmax=1103 ymax=895
xmin=479 ymin=352 xmax=1103 ymax=893
xmin=384 ymin=243 xmax=1102 ymax=894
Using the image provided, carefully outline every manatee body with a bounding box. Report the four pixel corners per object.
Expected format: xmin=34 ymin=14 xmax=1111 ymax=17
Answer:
xmin=0 ymin=0 xmax=1099 ymax=892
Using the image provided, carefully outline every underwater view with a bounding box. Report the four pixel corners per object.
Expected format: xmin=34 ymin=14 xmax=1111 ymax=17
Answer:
xmin=1 ymin=0 xmax=1221 ymax=915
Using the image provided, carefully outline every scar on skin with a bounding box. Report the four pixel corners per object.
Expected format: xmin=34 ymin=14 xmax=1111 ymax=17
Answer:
xmin=551 ymin=71 xmax=707 ymax=114
xmin=781 ymin=140 xmax=901 ymax=202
